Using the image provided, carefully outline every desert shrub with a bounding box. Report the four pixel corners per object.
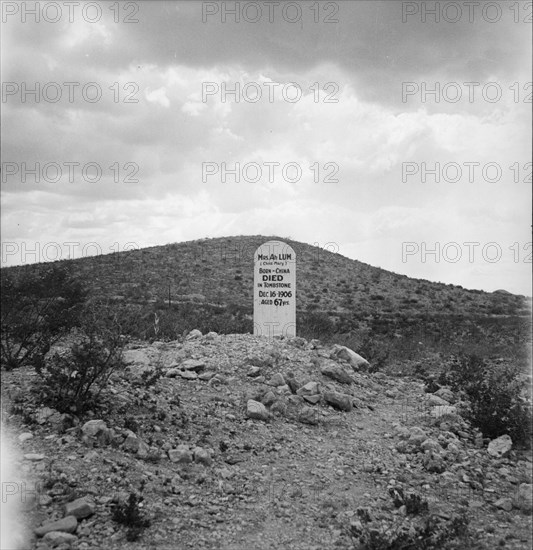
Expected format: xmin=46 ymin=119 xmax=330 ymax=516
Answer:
xmin=34 ymin=300 xmax=126 ymax=414
xmin=1 ymin=265 xmax=87 ymax=370
xmin=388 ymin=487 xmax=428 ymax=515
xmin=111 ymin=492 xmax=151 ymax=541
xmin=347 ymin=509 xmax=477 ymax=550
xmin=298 ymin=311 xmax=335 ymax=340
xmin=446 ymin=354 xmax=532 ymax=447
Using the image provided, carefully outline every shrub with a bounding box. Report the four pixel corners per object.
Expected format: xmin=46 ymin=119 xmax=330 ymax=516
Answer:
xmin=111 ymin=492 xmax=151 ymax=541
xmin=34 ymin=300 xmax=126 ymax=414
xmin=446 ymin=354 xmax=532 ymax=447
xmin=347 ymin=509 xmax=477 ymax=550
xmin=1 ymin=265 xmax=87 ymax=370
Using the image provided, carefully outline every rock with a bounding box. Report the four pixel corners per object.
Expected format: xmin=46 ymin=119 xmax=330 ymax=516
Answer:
xmin=121 ymin=432 xmax=140 ymax=453
xmin=262 ymin=391 xmax=277 ymax=407
xmin=18 ymin=432 xmax=34 ymax=443
xmin=434 ymin=388 xmax=455 ymax=403
xmin=193 ymin=447 xmax=213 ymax=466
xmin=428 ymin=394 xmax=451 ymax=407
xmin=186 ymin=329 xmax=202 ymax=340
xmin=180 ymin=359 xmax=205 ymax=372
xmin=422 ymin=452 xmax=446 ymax=473
xmin=24 ymin=453 xmax=45 ymax=461
xmin=285 ymin=374 xmax=300 ymax=394
xmin=298 ymin=406 xmax=319 ymax=425
xmin=408 ymin=427 xmax=428 ymax=448
xmin=35 ymin=516 xmax=78 ymax=537
xmin=179 ymin=370 xmax=198 ymax=380
xmin=205 ymin=331 xmax=218 ymax=340
xmin=35 ymin=407 xmax=61 ymax=425
xmin=323 ymin=391 xmax=353 ymax=412
xmin=267 ymin=373 xmax=286 ymax=387
xmin=494 ymin=497 xmax=513 ymax=511
xmin=42 ymin=531 xmax=78 ymax=547
xmin=320 ymin=363 xmax=353 ymax=385
xmin=168 ymin=445 xmax=193 ymax=463
xmin=276 ymin=384 xmax=292 ymax=395
xmin=64 ymin=497 xmax=95 ymax=519
xmin=331 ymin=346 xmax=370 ymax=371
xmin=137 ymin=439 xmax=151 ymax=459
xmin=247 ymin=366 xmax=262 ymax=377
xmin=198 ymin=372 xmax=216 ymax=381
xmin=166 ymin=368 xmax=180 ymax=378
xmin=303 ymin=394 xmax=321 ymax=405
xmin=297 ymin=382 xmax=320 ymax=396
xmin=81 ymin=420 xmax=108 ymax=438
xmin=421 ymin=438 xmax=442 ymax=453
xmin=246 ymin=400 xmax=270 ymax=421
xmin=514 ymin=483 xmax=532 ymax=512
xmin=487 ymin=435 xmax=512 ymax=458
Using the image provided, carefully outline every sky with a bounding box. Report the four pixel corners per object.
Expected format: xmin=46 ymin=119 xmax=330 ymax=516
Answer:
xmin=1 ymin=0 xmax=532 ymax=295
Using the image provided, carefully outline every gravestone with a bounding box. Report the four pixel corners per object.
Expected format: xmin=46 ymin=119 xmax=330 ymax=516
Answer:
xmin=253 ymin=240 xmax=296 ymax=338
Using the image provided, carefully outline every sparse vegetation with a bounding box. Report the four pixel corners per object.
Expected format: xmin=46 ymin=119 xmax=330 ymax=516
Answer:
xmin=445 ymin=354 xmax=532 ymax=447
xmin=111 ymin=492 xmax=151 ymax=541
xmin=33 ymin=299 xmax=127 ymax=414
xmin=1 ymin=264 xmax=87 ymax=370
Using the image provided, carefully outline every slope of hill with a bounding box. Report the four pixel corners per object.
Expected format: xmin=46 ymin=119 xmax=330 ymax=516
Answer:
xmin=3 ymin=235 xmax=531 ymax=357
xmin=1 ymin=333 xmax=532 ymax=549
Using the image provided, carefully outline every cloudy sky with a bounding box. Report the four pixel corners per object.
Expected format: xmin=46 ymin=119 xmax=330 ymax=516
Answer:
xmin=1 ymin=0 xmax=531 ymax=295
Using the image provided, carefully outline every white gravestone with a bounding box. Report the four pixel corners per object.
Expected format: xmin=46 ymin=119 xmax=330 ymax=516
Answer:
xmin=253 ymin=240 xmax=296 ymax=338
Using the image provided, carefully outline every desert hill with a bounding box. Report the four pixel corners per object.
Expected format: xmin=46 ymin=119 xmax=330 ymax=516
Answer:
xmin=2 ymin=235 xmax=531 ymax=358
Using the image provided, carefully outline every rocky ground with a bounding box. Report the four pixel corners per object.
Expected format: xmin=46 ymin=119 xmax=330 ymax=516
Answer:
xmin=1 ymin=331 xmax=532 ymax=550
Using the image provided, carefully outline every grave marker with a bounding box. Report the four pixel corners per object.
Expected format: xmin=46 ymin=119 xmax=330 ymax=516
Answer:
xmin=253 ymin=240 xmax=296 ymax=338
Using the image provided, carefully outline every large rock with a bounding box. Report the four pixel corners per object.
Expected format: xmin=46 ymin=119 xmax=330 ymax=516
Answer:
xmin=42 ymin=532 xmax=79 ymax=547
xmin=193 ymin=447 xmax=213 ymax=466
xmin=427 ymin=394 xmax=451 ymax=407
xmin=81 ymin=420 xmax=108 ymax=438
xmin=298 ymin=406 xmax=319 ymax=425
xmin=514 ymin=483 xmax=533 ymax=512
xmin=434 ymin=387 xmax=455 ymax=403
xmin=64 ymin=497 xmax=95 ymax=519
xmin=186 ymin=329 xmax=202 ymax=340
xmin=323 ymin=390 xmax=353 ymax=412
xmin=168 ymin=445 xmax=193 ymax=463
xmin=180 ymin=359 xmax=205 ymax=372
xmin=487 ymin=435 xmax=512 ymax=458
xmin=267 ymin=373 xmax=286 ymax=387
xmin=331 ymin=346 xmax=369 ymax=371
xmin=81 ymin=420 xmax=110 ymax=446
xmin=35 ymin=516 xmax=77 ymax=537
xmin=246 ymin=400 xmax=270 ymax=421
xmin=297 ymin=381 xmax=320 ymax=396
xmin=320 ymin=363 xmax=353 ymax=385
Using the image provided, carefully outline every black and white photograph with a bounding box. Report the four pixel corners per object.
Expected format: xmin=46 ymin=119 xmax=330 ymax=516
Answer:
xmin=1 ymin=1 xmax=532 ymax=548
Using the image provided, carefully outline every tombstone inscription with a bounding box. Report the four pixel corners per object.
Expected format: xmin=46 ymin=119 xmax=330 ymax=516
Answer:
xmin=253 ymin=240 xmax=296 ymax=338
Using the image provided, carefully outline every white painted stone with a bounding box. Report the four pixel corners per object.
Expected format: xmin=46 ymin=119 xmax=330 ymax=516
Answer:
xmin=253 ymin=240 xmax=296 ymax=338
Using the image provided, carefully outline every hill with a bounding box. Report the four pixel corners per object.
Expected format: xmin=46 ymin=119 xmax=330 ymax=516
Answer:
xmin=2 ymin=235 xmax=531 ymax=360
xmin=1 ymin=333 xmax=532 ymax=549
